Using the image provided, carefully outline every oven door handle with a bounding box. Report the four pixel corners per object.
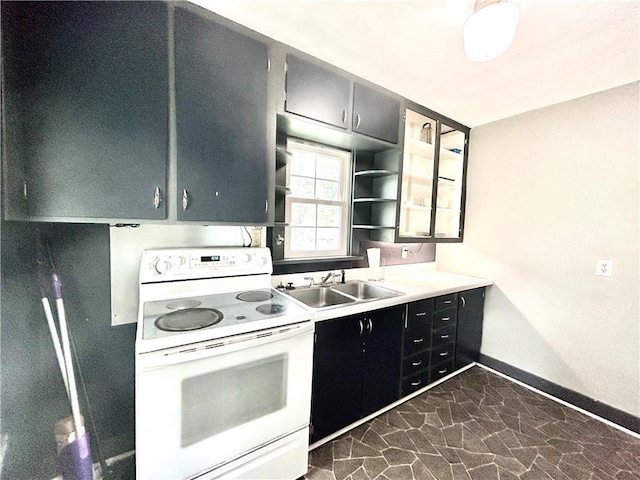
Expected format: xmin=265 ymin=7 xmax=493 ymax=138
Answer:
xmin=138 ymin=322 xmax=314 ymax=370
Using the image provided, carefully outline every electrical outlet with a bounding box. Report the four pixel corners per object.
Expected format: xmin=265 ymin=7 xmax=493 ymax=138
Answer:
xmin=595 ymin=259 xmax=612 ymax=277
xmin=250 ymin=228 xmax=262 ymax=247
xmin=401 ymin=247 xmax=409 ymax=259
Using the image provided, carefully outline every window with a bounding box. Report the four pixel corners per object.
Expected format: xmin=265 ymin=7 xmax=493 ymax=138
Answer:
xmin=284 ymin=139 xmax=351 ymax=258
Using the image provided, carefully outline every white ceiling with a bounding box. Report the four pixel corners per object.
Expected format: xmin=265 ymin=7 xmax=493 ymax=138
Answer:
xmin=192 ymin=0 xmax=640 ymax=127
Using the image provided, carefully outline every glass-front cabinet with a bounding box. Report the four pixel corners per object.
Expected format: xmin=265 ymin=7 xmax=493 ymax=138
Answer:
xmin=397 ymin=104 xmax=469 ymax=242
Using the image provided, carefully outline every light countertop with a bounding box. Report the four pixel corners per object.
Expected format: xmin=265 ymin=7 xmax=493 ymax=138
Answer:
xmin=272 ymin=263 xmax=492 ymax=322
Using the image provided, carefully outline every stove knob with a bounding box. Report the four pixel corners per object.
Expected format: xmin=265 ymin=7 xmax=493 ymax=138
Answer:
xmin=154 ymin=259 xmax=172 ymax=274
xmin=175 ymin=255 xmax=187 ymax=267
xmin=256 ymin=255 xmax=267 ymax=266
xmin=241 ymin=253 xmax=252 ymax=264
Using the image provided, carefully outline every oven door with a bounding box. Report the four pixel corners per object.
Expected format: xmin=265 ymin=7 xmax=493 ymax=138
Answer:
xmin=135 ymin=322 xmax=314 ymax=480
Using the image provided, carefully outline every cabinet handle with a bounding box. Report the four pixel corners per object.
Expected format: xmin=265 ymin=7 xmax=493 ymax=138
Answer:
xmin=440 ymin=334 xmax=450 ymax=339
xmin=438 ymin=368 xmax=448 ymax=374
xmin=366 ymin=318 xmax=373 ymax=334
xmin=416 ymin=312 xmax=427 ymax=317
xmin=441 ymin=317 xmax=451 ymax=322
xmin=153 ymin=187 xmax=162 ymax=209
xmin=182 ymin=189 xmax=189 ymax=211
xmin=444 ymin=300 xmax=452 ymax=304
xmin=355 ymin=114 xmax=361 ymax=129
xmin=265 ymin=200 xmax=268 ymax=213
xmin=23 ymin=181 xmax=28 ymax=200
xmin=461 ymin=296 xmax=466 ymax=308
xmin=413 ymin=337 xmax=425 ymax=344
xmin=342 ymin=109 xmax=347 ymax=125
xmin=439 ymin=351 xmax=449 ymax=357
xmin=411 ymin=360 xmax=423 ymax=367
xmin=411 ymin=379 xmax=422 ymax=387
xmin=358 ymin=319 xmax=364 ymax=336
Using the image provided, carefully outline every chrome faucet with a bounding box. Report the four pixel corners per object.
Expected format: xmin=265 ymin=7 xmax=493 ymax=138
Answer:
xmin=320 ymin=272 xmax=335 ymax=285
xmin=303 ymin=276 xmax=315 ymax=287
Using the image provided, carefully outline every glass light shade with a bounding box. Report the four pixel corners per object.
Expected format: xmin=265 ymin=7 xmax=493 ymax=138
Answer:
xmin=463 ymin=1 xmax=520 ymax=62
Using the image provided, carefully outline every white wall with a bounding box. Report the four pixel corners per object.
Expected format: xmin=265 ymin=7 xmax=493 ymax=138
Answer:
xmin=437 ymin=82 xmax=640 ymax=416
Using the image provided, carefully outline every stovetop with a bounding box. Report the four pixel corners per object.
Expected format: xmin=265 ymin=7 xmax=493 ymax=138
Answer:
xmin=138 ymin=287 xmax=310 ymax=353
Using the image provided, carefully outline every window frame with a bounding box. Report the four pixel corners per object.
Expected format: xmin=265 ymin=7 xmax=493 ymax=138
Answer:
xmin=283 ymin=138 xmax=352 ymax=259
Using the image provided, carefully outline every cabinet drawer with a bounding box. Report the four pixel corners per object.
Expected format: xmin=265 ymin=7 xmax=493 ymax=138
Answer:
xmin=406 ymin=298 xmax=434 ymax=330
xmin=430 ymin=359 xmax=455 ymax=383
xmin=402 ymin=350 xmax=429 ymax=377
xmin=430 ymin=342 xmax=455 ymax=365
xmin=435 ymin=293 xmax=458 ymax=311
xmin=401 ymin=370 xmax=429 ymax=397
xmin=431 ymin=324 xmax=456 ymax=348
xmin=433 ymin=308 xmax=457 ymax=330
xmin=403 ymin=330 xmax=430 ymax=357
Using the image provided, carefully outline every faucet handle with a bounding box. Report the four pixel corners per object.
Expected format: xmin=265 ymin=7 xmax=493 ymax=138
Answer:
xmin=303 ymin=276 xmax=314 ymax=287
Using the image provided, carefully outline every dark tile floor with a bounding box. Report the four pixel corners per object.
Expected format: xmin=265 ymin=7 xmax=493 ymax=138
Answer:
xmin=305 ymin=366 xmax=640 ymax=480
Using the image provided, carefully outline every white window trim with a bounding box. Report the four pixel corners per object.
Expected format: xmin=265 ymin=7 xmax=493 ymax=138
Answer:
xmin=284 ymin=139 xmax=352 ymax=259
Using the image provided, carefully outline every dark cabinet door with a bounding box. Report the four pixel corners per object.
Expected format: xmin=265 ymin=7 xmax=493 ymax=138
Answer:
xmin=455 ymin=288 xmax=485 ymax=369
xmin=361 ymin=306 xmax=403 ymax=416
xmin=285 ymin=55 xmax=351 ymax=129
xmin=1 ymin=1 xmax=168 ymax=220
xmin=175 ymin=8 xmax=269 ymax=223
xmin=352 ymin=83 xmax=401 ymax=144
xmin=311 ymin=315 xmax=364 ymax=443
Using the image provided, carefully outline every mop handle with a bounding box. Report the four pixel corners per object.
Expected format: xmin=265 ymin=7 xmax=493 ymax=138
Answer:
xmin=41 ymin=297 xmax=70 ymax=399
xmin=53 ymin=274 xmax=84 ymax=437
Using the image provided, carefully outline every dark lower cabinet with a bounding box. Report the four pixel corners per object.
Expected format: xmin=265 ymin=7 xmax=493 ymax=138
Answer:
xmin=401 ymin=293 xmax=458 ymax=397
xmin=174 ymin=7 xmax=271 ymax=223
xmin=2 ymin=1 xmax=168 ymax=220
xmin=455 ymin=287 xmax=485 ymax=369
xmin=311 ymin=305 xmax=403 ymax=443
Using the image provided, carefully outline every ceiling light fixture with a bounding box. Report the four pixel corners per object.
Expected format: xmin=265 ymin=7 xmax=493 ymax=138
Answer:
xmin=463 ymin=0 xmax=520 ymax=62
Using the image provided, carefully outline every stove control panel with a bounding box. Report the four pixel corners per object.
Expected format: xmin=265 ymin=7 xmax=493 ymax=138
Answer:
xmin=139 ymin=247 xmax=272 ymax=283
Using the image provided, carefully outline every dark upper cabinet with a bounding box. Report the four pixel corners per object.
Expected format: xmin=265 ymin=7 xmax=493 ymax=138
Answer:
xmin=174 ymin=8 xmax=271 ymax=223
xmin=285 ymin=55 xmax=351 ymax=129
xmin=1 ymin=1 xmax=168 ymax=221
xmin=311 ymin=305 xmax=403 ymax=443
xmin=455 ymin=287 xmax=485 ymax=369
xmin=353 ymin=83 xmax=401 ymax=144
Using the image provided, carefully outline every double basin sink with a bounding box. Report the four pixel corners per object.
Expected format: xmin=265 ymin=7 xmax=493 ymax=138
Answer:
xmin=283 ymin=280 xmax=403 ymax=310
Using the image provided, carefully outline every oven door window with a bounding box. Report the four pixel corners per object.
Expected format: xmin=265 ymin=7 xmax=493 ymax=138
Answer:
xmin=182 ymin=354 xmax=288 ymax=447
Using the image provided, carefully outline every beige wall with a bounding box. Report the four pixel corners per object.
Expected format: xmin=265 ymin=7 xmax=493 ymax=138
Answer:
xmin=437 ymin=82 xmax=640 ymax=416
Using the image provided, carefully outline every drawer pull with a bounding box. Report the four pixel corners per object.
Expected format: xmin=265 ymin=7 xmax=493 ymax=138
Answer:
xmin=411 ymin=360 xmax=423 ymax=367
xmin=439 ymin=351 xmax=449 ymax=357
xmin=441 ymin=317 xmax=451 ymax=321
xmin=440 ymin=334 xmax=450 ymax=339
xmin=413 ymin=338 xmax=425 ymax=344
xmin=416 ymin=312 xmax=427 ymax=317
xmin=438 ymin=368 xmax=448 ymax=374
xmin=444 ymin=300 xmax=452 ymax=304
xmin=411 ymin=379 xmax=422 ymax=387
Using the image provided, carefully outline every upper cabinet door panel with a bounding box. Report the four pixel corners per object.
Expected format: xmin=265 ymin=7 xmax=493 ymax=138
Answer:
xmin=1 ymin=1 xmax=168 ymax=220
xmin=175 ymin=8 xmax=269 ymax=223
xmin=285 ymin=55 xmax=351 ymax=129
xmin=352 ymin=83 xmax=400 ymax=144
